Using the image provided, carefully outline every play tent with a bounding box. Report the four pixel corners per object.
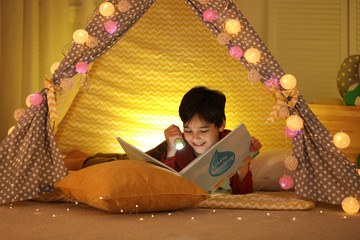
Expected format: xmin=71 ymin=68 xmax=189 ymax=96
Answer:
xmin=0 ymin=0 xmax=359 ymax=205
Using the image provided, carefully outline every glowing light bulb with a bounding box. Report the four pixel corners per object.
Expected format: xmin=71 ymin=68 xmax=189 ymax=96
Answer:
xmin=341 ymin=197 xmax=359 ymax=215
xmin=175 ymin=138 xmax=185 ymax=150
xmin=73 ymin=29 xmax=89 ymax=44
xmin=225 ymin=19 xmax=241 ymax=34
xmin=333 ymin=132 xmax=351 ymax=149
xmin=280 ymin=74 xmax=297 ymax=89
xmin=50 ymin=62 xmax=60 ymax=74
xmin=99 ymin=2 xmax=115 ymax=17
xmin=286 ymin=115 xmax=303 ymax=131
xmin=244 ymin=48 xmax=261 ymax=63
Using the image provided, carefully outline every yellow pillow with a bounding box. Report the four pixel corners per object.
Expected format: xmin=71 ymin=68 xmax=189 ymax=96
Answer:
xmin=54 ymin=160 xmax=209 ymax=213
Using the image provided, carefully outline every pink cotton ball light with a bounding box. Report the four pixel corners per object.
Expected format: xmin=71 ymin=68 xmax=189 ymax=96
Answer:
xmin=284 ymin=126 xmax=302 ymax=138
xmin=29 ymin=93 xmax=43 ymax=106
xmin=279 ymin=175 xmax=294 ymax=190
xmin=279 ymin=176 xmax=295 ymax=190
xmin=229 ymin=46 xmax=243 ymax=60
xmin=105 ymin=20 xmax=117 ymax=34
xmin=203 ymin=10 xmax=216 ymax=21
xmin=76 ymin=62 xmax=89 ymax=74
xmin=265 ymin=78 xmax=280 ymax=91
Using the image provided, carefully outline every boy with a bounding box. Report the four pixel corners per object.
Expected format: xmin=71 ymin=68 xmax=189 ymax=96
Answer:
xmin=161 ymin=86 xmax=262 ymax=194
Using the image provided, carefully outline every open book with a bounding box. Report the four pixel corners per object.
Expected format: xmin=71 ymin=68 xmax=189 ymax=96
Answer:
xmin=116 ymin=123 xmax=258 ymax=194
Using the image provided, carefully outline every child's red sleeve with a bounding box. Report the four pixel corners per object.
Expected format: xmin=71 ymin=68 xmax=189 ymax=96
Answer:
xmin=230 ymin=169 xmax=253 ymax=194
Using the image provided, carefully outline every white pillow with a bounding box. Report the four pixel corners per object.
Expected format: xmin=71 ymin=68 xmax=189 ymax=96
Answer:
xmin=250 ymin=149 xmax=293 ymax=191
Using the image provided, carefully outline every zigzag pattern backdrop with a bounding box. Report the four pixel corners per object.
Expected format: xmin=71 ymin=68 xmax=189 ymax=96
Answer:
xmin=55 ymin=0 xmax=287 ymax=155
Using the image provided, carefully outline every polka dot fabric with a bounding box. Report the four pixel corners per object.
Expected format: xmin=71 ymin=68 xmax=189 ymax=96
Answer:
xmin=1 ymin=0 xmax=359 ymax=205
xmin=0 ymin=90 xmax=68 ymax=204
xmin=185 ymin=0 xmax=360 ymax=204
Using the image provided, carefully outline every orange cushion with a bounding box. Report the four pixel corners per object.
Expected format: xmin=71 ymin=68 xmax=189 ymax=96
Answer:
xmin=54 ymin=160 xmax=209 ymax=213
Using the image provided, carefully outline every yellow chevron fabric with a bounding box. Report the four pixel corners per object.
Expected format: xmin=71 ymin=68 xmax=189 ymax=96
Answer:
xmin=55 ymin=0 xmax=287 ymax=155
xmin=197 ymin=191 xmax=316 ymax=210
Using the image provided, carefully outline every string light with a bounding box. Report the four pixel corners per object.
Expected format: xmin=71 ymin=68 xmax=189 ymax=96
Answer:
xmin=280 ymin=74 xmax=297 ymax=90
xmin=341 ymin=197 xmax=359 ymax=215
xmin=333 ymin=132 xmax=351 ymax=149
xmin=244 ymin=48 xmax=261 ymax=63
xmin=225 ymin=19 xmax=241 ymax=34
xmin=73 ymin=29 xmax=89 ymax=44
xmin=50 ymin=62 xmax=60 ymax=74
xmin=99 ymin=2 xmax=115 ymax=17
xmin=286 ymin=115 xmax=304 ymax=131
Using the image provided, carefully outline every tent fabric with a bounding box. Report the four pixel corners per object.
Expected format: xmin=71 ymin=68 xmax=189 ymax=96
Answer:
xmin=54 ymin=0 xmax=286 ymax=155
xmin=0 ymin=0 xmax=359 ymax=205
xmin=0 ymin=90 xmax=68 ymax=204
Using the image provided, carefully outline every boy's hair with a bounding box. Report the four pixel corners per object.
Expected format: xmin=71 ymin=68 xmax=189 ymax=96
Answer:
xmin=179 ymin=86 xmax=226 ymax=128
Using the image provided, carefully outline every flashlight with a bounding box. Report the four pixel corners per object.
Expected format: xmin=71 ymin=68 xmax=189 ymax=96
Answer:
xmin=174 ymin=138 xmax=185 ymax=150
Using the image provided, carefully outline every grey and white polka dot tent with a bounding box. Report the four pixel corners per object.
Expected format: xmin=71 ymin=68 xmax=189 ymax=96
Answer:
xmin=1 ymin=0 xmax=359 ymax=205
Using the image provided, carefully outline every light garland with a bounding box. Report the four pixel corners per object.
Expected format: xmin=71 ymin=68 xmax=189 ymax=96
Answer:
xmin=73 ymin=29 xmax=89 ymax=44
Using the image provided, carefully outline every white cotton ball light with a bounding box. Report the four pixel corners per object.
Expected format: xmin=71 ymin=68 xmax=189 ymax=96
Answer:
xmin=284 ymin=156 xmax=298 ymax=171
xmin=333 ymin=132 xmax=351 ymax=149
xmin=225 ymin=19 xmax=241 ymax=35
xmin=14 ymin=108 xmax=26 ymax=121
xmin=116 ymin=0 xmax=131 ymax=12
xmin=73 ymin=29 xmax=89 ymax=44
xmin=341 ymin=197 xmax=359 ymax=215
xmin=86 ymin=36 xmax=99 ymax=48
xmin=248 ymin=69 xmax=262 ymax=83
xmin=50 ymin=62 xmax=60 ymax=74
xmin=60 ymin=78 xmax=74 ymax=91
xmin=280 ymin=74 xmax=297 ymax=90
xmin=216 ymin=33 xmax=231 ymax=45
xmin=99 ymin=2 xmax=115 ymax=17
xmin=244 ymin=48 xmax=261 ymax=63
xmin=286 ymin=115 xmax=303 ymax=131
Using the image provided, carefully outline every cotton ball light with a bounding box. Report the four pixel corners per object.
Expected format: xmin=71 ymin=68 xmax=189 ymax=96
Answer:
xmin=229 ymin=46 xmax=243 ymax=60
xmin=29 ymin=93 xmax=43 ymax=106
xmin=14 ymin=108 xmax=26 ymax=121
xmin=50 ymin=62 xmax=60 ymax=74
xmin=280 ymin=74 xmax=297 ymax=90
xmin=341 ymin=197 xmax=359 ymax=215
xmin=248 ymin=69 xmax=262 ymax=83
xmin=279 ymin=175 xmax=294 ymax=190
xmin=8 ymin=126 xmax=15 ymax=135
xmin=265 ymin=78 xmax=280 ymax=91
xmin=244 ymin=48 xmax=261 ymax=63
xmin=86 ymin=36 xmax=99 ymax=48
xmin=225 ymin=19 xmax=241 ymax=35
xmin=104 ymin=20 xmax=117 ymax=34
xmin=333 ymin=132 xmax=351 ymax=149
xmin=286 ymin=115 xmax=303 ymax=131
xmin=203 ymin=9 xmax=216 ymax=21
xmin=278 ymin=105 xmax=289 ymax=118
xmin=76 ymin=62 xmax=89 ymax=74
xmin=60 ymin=78 xmax=74 ymax=91
xmin=73 ymin=29 xmax=89 ymax=44
xmin=216 ymin=33 xmax=231 ymax=45
xmin=116 ymin=0 xmax=131 ymax=13
xmin=284 ymin=156 xmax=298 ymax=171
xmin=284 ymin=126 xmax=301 ymax=138
xmin=99 ymin=2 xmax=115 ymax=17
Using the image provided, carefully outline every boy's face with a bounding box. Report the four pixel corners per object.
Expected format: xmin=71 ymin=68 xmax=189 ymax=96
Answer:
xmin=183 ymin=115 xmax=225 ymax=156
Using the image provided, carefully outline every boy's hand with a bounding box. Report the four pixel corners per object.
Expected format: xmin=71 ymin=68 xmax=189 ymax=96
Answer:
xmin=164 ymin=124 xmax=183 ymax=159
xmin=250 ymin=136 xmax=262 ymax=152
